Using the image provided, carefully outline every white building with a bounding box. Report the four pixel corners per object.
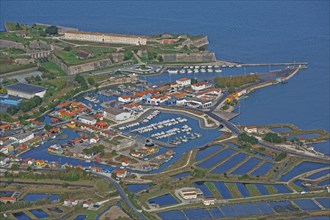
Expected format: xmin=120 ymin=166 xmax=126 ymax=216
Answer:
xmin=89 ymin=136 xmax=100 ymax=144
xmin=103 ymin=107 xmax=131 ymax=121
xmin=0 ymin=157 xmax=10 ymax=166
xmin=237 ymin=89 xmax=247 ymax=97
xmin=187 ymin=98 xmax=212 ymax=108
xmin=244 ymin=126 xmax=258 ymax=133
xmin=203 ymin=198 xmax=215 ymax=206
xmin=78 ymin=115 xmax=96 ymax=125
xmin=63 ymin=31 xmax=148 ymax=45
xmin=118 ymin=96 xmax=132 ymax=103
xmin=9 ymin=132 xmax=34 ymax=144
xmin=176 ymin=78 xmax=191 ymax=87
xmin=6 ymin=83 xmax=47 ymax=99
xmin=179 ymin=191 xmax=198 ymax=200
xmin=191 ymin=82 xmax=211 ymax=91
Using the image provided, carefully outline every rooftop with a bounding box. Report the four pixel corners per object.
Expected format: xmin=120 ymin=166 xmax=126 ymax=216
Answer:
xmin=6 ymin=83 xmax=47 ymax=94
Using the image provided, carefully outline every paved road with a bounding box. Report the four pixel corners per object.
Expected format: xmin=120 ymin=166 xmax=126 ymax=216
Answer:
xmin=94 ymin=172 xmax=147 ymax=220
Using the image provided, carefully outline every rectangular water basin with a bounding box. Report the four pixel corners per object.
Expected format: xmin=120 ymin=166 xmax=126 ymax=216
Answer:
xmin=198 ymin=148 xmax=235 ymax=169
xmin=231 ymin=157 xmax=262 ymax=175
xmin=294 ymin=199 xmax=321 ymax=211
xmin=250 ymin=162 xmax=273 ymax=176
xmin=196 ymin=145 xmax=224 ymax=161
xmin=280 ymin=162 xmax=328 ymax=182
xmin=213 ymin=182 xmax=232 ymax=199
xmin=184 ymin=208 xmax=212 ymax=220
xmin=29 ymin=209 xmax=49 ymax=219
xmin=210 ymin=153 xmax=248 ymax=174
xmin=148 ymin=194 xmax=178 ymax=207
xmin=157 ymin=210 xmax=187 ymax=220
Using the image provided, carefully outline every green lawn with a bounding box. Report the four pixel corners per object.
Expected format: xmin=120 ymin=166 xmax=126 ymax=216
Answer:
xmin=205 ymin=182 xmax=222 ymax=199
xmin=225 ymin=183 xmax=242 ymax=198
xmin=264 ymin=185 xmax=278 ymax=194
xmin=246 ymin=184 xmax=261 ymax=197
xmin=41 ymin=61 xmax=66 ymax=76
xmin=0 ymin=56 xmax=37 ymax=74
xmin=0 ymin=32 xmax=32 ymax=45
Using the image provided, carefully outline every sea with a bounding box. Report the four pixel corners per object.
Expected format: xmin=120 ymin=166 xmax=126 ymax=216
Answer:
xmin=1 ymin=1 xmax=329 ymax=132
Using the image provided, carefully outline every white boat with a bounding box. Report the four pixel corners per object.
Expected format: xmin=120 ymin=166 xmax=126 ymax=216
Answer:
xmin=201 ymin=69 xmax=206 ymax=73
xmin=194 ymin=65 xmax=200 ymax=69
xmin=194 ymin=69 xmax=199 ymax=73
xmin=207 ymin=69 xmax=213 ymax=73
xmin=183 ymin=66 xmax=189 ymax=69
xmin=229 ymin=65 xmax=234 ymax=68
xmin=179 ymin=69 xmax=186 ymax=74
xmin=168 ymin=69 xmax=178 ymax=74
xmin=187 ymin=69 xmax=193 ymax=74
xmin=208 ymin=65 xmax=213 ymax=68
xmin=189 ymin=66 xmax=194 ymax=69
xmin=236 ymin=64 xmax=242 ymax=67
xmin=221 ymin=65 xmax=227 ymax=68
xmin=215 ymin=69 xmax=222 ymax=73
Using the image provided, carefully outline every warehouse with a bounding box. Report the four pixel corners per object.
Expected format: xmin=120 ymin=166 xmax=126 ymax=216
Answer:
xmin=103 ymin=107 xmax=131 ymax=121
xmin=6 ymin=83 xmax=47 ymax=99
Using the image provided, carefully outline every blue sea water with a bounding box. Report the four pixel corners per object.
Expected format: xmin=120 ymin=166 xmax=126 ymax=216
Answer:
xmin=0 ymin=1 xmax=328 ymax=131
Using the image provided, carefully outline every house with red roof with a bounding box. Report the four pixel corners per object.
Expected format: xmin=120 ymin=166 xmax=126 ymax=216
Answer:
xmin=114 ymin=169 xmax=127 ymax=178
xmin=244 ymin=126 xmax=258 ymax=133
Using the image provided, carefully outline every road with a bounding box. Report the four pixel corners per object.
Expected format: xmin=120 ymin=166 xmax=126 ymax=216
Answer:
xmin=93 ymin=172 xmax=147 ymax=220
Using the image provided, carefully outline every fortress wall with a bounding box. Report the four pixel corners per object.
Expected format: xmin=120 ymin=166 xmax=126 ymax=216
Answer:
xmin=50 ymin=54 xmax=113 ymax=75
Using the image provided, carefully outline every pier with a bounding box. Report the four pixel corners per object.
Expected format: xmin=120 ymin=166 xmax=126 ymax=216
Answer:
xmin=239 ymin=62 xmax=308 ymax=67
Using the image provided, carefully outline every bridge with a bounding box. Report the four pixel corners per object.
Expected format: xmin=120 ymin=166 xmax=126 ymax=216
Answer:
xmin=28 ymin=50 xmax=52 ymax=59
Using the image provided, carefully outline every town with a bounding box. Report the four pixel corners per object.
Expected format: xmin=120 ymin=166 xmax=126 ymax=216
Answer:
xmin=0 ymin=21 xmax=329 ymax=220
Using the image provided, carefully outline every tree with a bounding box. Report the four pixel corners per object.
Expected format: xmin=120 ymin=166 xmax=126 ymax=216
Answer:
xmin=39 ymin=106 xmax=46 ymax=114
xmin=44 ymin=124 xmax=52 ymax=131
xmin=15 ymin=22 xmax=22 ymax=30
xmin=87 ymin=77 xmax=95 ymax=86
xmin=263 ymin=133 xmax=283 ymax=143
xmin=124 ymin=50 xmax=133 ymax=60
xmin=45 ymin=25 xmax=58 ymax=35
xmin=0 ymin=86 xmax=7 ymax=94
xmin=238 ymin=132 xmax=258 ymax=145
xmin=63 ymin=46 xmax=72 ymax=51
xmin=7 ymin=106 xmax=19 ymax=115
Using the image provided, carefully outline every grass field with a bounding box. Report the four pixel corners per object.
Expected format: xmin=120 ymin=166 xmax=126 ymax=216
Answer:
xmin=0 ymin=56 xmax=37 ymax=74
xmin=204 ymin=182 xmax=222 ymax=199
xmin=264 ymin=185 xmax=278 ymax=194
xmin=225 ymin=183 xmax=242 ymax=198
xmin=41 ymin=61 xmax=66 ymax=76
xmin=246 ymin=184 xmax=261 ymax=196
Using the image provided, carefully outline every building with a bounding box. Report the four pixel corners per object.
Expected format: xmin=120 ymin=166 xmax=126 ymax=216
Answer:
xmin=6 ymin=83 xmax=47 ymax=99
xmin=203 ymin=198 xmax=215 ymax=206
xmin=9 ymin=132 xmax=34 ymax=144
xmin=179 ymin=190 xmax=198 ymax=200
xmin=63 ymin=31 xmax=148 ymax=45
xmin=114 ymin=169 xmax=127 ymax=178
xmin=103 ymin=107 xmax=131 ymax=121
xmin=176 ymin=78 xmax=191 ymax=87
xmin=244 ymin=126 xmax=258 ymax=133
xmin=0 ymin=197 xmax=16 ymax=203
xmin=191 ymin=82 xmax=211 ymax=91
xmin=187 ymin=98 xmax=212 ymax=108
xmin=118 ymin=96 xmax=132 ymax=103
xmin=0 ymin=157 xmax=10 ymax=166
xmin=78 ymin=115 xmax=97 ymax=125
xmin=123 ymin=103 xmax=143 ymax=112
